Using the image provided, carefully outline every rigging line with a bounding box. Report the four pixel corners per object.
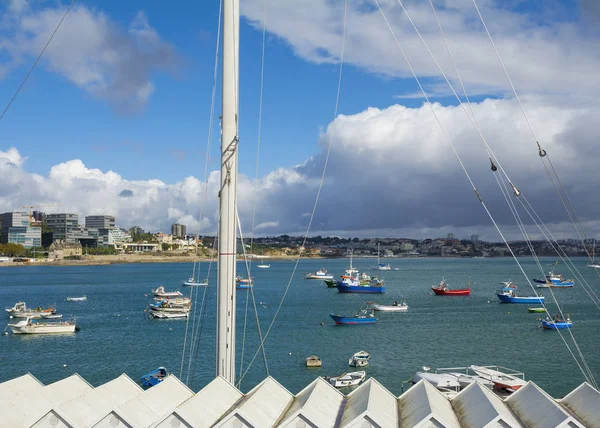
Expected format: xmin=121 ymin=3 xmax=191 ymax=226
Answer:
xmin=373 ymin=0 xmax=595 ymax=385
xmin=237 ymin=0 xmax=349 ymax=386
xmin=0 ymin=0 xmax=77 ymax=123
xmin=180 ymin=0 xmax=222 ymax=382
xmin=235 ymin=210 xmax=269 ymax=381
xmin=241 ymin=0 xmax=268 ymax=380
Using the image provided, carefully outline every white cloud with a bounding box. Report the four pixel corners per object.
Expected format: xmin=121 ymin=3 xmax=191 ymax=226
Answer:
xmin=0 ymin=97 xmax=598 ymax=241
xmin=0 ymin=4 xmax=179 ymax=111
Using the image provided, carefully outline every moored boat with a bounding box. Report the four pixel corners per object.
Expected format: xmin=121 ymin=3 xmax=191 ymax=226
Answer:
xmin=324 ymin=371 xmax=366 ymax=388
xmin=470 ymin=365 xmax=526 ymax=392
xmin=330 ymin=308 xmax=377 ymax=325
xmin=306 ymin=356 xmax=322 ymax=367
xmin=431 ymin=279 xmax=470 ymax=296
xmin=348 ymin=351 xmax=370 ymax=367
xmin=65 ymin=296 xmax=87 ymax=302
xmin=152 ymin=286 xmax=183 ymax=298
xmin=183 ymin=277 xmax=208 ymax=286
xmin=496 ymin=284 xmax=544 ymax=304
xmin=324 ymin=279 xmax=337 ymax=288
xmin=149 ymin=301 xmax=191 ymax=313
xmin=150 ymin=311 xmax=189 ymax=319
xmin=8 ymin=317 xmax=77 ymax=334
xmin=367 ymin=300 xmax=408 ymax=312
xmin=541 ymin=315 xmax=572 ymax=330
xmin=528 ymin=307 xmax=546 ymax=313
xmin=257 ymin=264 xmax=270 ymax=269
xmin=304 ymin=269 xmax=333 ymax=280
xmin=533 ymin=269 xmax=574 ymax=287
xmin=337 ymin=272 xmax=385 ymax=293
xmin=5 ymin=301 xmax=27 ymax=314
xmin=141 ymin=367 xmax=168 ymax=387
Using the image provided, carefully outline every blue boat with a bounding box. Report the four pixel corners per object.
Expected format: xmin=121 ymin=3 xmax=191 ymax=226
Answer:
xmin=496 ymin=285 xmax=544 ymax=304
xmin=533 ymin=269 xmax=574 ymax=287
xmin=336 ymin=273 xmax=386 ymax=294
xmin=141 ymin=366 xmax=168 ymax=387
xmin=541 ymin=318 xmax=572 ymax=330
xmin=330 ymin=309 xmax=377 ymax=325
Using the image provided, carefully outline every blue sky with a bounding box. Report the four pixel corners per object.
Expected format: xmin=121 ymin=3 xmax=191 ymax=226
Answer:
xmin=1 ymin=0 xmax=599 ymax=239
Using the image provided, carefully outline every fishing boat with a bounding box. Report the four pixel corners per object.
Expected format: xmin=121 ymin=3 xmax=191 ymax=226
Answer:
xmin=367 ymin=300 xmax=408 ymax=312
xmin=150 ymin=311 xmax=189 ymax=319
xmin=329 ymin=308 xmax=377 ymax=325
xmin=541 ymin=315 xmax=573 ymax=330
xmin=337 ymin=272 xmax=386 ymax=293
xmin=348 ymin=351 xmax=370 ymax=367
xmin=303 ymin=268 xmax=333 ymax=280
xmin=151 ymin=286 xmax=183 ymax=298
xmin=470 ymin=365 xmax=527 ymax=392
xmin=257 ymin=263 xmax=270 ymax=269
xmin=431 ymin=279 xmax=470 ymax=296
xmin=8 ymin=317 xmax=77 ymax=334
xmin=140 ymin=367 xmax=168 ymax=387
xmin=533 ymin=267 xmax=574 ymax=287
xmin=65 ymin=296 xmax=86 ymax=302
xmin=496 ymin=284 xmax=545 ymax=304
xmin=324 ymin=371 xmax=366 ymax=388
xmin=528 ymin=307 xmax=547 ymax=313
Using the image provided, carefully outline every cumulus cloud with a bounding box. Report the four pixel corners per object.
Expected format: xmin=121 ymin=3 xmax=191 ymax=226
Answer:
xmin=0 ymin=2 xmax=179 ymax=111
xmin=0 ymin=98 xmax=598 ymax=241
xmin=241 ymin=0 xmax=600 ymax=101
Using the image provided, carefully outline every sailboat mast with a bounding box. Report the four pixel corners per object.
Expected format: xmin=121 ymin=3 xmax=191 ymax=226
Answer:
xmin=217 ymin=0 xmax=239 ymax=384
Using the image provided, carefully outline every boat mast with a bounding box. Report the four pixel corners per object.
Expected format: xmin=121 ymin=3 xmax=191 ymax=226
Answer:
xmin=217 ymin=0 xmax=239 ymax=384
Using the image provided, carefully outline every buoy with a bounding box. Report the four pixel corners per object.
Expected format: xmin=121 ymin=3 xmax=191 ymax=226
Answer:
xmin=63 ymin=364 xmax=67 ymax=367
xmin=320 ymin=322 xmax=324 ymax=326
xmin=508 ymin=312 xmax=510 ymax=314
xmin=289 ymin=352 xmax=292 ymax=355
xmin=3 ymin=332 xmax=8 ymax=336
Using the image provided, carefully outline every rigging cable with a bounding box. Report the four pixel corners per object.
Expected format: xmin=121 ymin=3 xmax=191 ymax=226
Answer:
xmin=179 ymin=0 xmax=222 ymax=382
xmin=0 ymin=0 xmax=77 ymax=122
xmin=376 ymin=0 xmax=595 ymax=386
xmin=239 ymin=0 xmax=268 ymax=381
xmin=237 ymin=0 xmax=349 ymax=386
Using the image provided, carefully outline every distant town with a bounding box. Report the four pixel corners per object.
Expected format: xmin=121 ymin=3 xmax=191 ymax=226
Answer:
xmin=0 ymin=209 xmax=592 ymax=262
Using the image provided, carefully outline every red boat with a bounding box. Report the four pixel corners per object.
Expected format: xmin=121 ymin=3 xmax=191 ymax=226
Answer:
xmin=431 ymin=279 xmax=470 ymax=296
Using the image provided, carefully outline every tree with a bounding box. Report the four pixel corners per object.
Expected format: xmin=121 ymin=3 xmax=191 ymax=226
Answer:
xmin=0 ymin=243 xmax=26 ymax=257
xmin=161 ymin=243 xmax=171 ymax=251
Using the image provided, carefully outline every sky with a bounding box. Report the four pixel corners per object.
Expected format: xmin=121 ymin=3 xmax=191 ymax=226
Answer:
xmin=0 ymin=0 xmax=599 ymax=241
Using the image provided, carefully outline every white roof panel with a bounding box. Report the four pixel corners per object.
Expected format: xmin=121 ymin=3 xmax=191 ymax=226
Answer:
xmin=560 ymin=382 xmax=600 ymax=428
xmin=452 ymin=381 xmax=522 ymax=427
xmin=42 ymin=373 xmax=93 ymax=406
xmin=278 ymin=377 xmax=344 ymax=428
xmin=341 ymin=378 xmax=398 ymax=428
xmin=60 ymin=374 xmax=142 ymax=428
xmin=398 ymin=380 xmax=460 ymax=428
xmin=506 ymin=381 xmax=585 ymax=428
xmin=31 ymin=409 xmax=77 ymax=428
xmin=215 ymin=376 xmax=293 ymax=428
xmin=0 ymin=373 xmax=44 ymax=404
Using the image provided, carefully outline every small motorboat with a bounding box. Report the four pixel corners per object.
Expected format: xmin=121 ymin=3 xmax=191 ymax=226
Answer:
xmin=152 ymin=286 xmax=183 ymax=298
xmin=324 ymin=279 xmax=337 ymax=288
xmin=533 ymin=270 xmax=574 ymax=287
xmin=150 ymin=311 xmax=189 ymax=319
xmin=528 ymin=307 xmax=547 ymax=313
xmin=257 ymin=264 xmax=270 ymax=269
xmin=541 ymin=315 xmax=573 ymax=330
xmin=330 ymin=308 xmax=377 ymax=325
xmin=236 ymin=276 xmax=254 ymax=289
xmin=39 ymin=313 xmax=63 ymax=319
xmin=367 ymin=300 xmax=408 ymax=312
xmin=6 ymin=301 xmax=27 ymax=314
xmin=306 ymin=356 xmax=322 ymax=367
xmin=496 ymin=284 xmax=544 ymax=304
xmin=304 ymin=269 xmax=334 ymax=280
xmin=183 ymin=277 xmax=208 ymax=286
xmin=411 ymin=370 xmax=461 ymax=398
xmin=141 ymin=367 xmax=168 ymax=387
xmin=349 ymin=351 xmax=370 ymax=367
xmin=324 ymin=371 xmax=366 ymax=388
xmin=149 ymin=301 xmax=191 ymax=313
xmin=470 ymin=365 xmax=526 ymax=392
xmin=8 ymin=317 xmax=77 ymax=334
xmin=431 ymin=279 xmax=470 ymax=296
xmin=152 ymin=297 xmax=191 ymax=307
xmin=65 ymin=296 xmax=87 ymax=302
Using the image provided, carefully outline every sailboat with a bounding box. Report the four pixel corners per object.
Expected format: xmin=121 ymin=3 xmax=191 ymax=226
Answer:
xmin=587 ymin=239 xmax=600 ymax=268
xmin=371 ymin=243 xmax=398 ymax=270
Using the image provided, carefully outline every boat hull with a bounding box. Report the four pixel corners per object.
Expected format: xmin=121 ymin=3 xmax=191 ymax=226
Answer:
xmin=337 ymin=283 xmax=386 ymax=293
xmin=431 ymin=287 xmax=470 ymax=296
xmin=541 ymin=319 xmax=572 ymax=330
xmin=9 ymin=324 xmax=76 ymax=334
xmin=324 ymin=280 xmax=337 ymax=288
xmin=236 ymin=284 xmax=253 ymax=289
xmin=305 ymin=275 xmax=334 ymax=280
xmin=66 ymin=297 xmax=86 ymax=302
xmin=329 ymin=313 xmax=377 ymax=325
xmin=497 ymin=294 xmax=545 ymax=304
xmin=368 ymin=303 xmax=408 ymax=312
xmin=527 ymin=307 xmax=547 ymax=313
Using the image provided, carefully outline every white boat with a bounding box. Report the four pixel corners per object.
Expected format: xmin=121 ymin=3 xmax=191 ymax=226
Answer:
xmin=152 ymin=297 xmax=191 ymax=307
xmin=587 ymin=239 xmax=600 ymax=268
xmin=324 ymin=371 xmax=366 ymax=388
xmin=367 ymin=300 xmax=408 ymax=312
xmin=150 ymin=311 xmax=189 ymax=319
xmin=372 ymin=243 xmax=395 ymax=270
xmin=6 ymin=301 xmax=27 ymax=313
xmin=348 ymin=351 xmax=370 ymax=367
xmin=149 ymin=301 xmax=191 ymax=313
xmin=65 ymin=296 xmax=87 ymax=302
xmin=411 ymin=370 xmax=461 ymax=398
xmin=445 ymin=372 xmax=494 ymax=388
xmin=182 ymin=277 xmax=208 ymax=286
xmin=39 ymin=313 xmax=63 ymax=319
xmin=152 ymin=286 xmax=183 ymax=298
xmin=304 ymin=268 xmax=333 ymax=280
xmin=7 ymin=302 xmax=57 ymax=319
xmin=8 ymin=317 xmax=77 ymax=334
xmin=257 ymin=264 xmax=270 ymax=269
xmin=470 ymin=365 xmax=526 ymax=392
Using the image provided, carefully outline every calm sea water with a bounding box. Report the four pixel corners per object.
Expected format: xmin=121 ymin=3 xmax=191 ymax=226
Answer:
xmin=1 ymin=257 xmax=599 ymax=397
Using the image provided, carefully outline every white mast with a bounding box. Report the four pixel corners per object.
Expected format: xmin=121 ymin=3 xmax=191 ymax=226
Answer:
xmin=217 ymin=0 xmax=239 ymax=384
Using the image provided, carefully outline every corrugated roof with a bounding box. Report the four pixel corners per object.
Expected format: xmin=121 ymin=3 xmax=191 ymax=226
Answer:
xmin=506 ymin=381 xmax=585 ymax=428
xmin=59 ymin=374 xmax=143 ymax=427
xmin=340 ymin=378 xmax=398 ymax=427
xmin=452 ymin=381 xmax=522 ymax=427
xmin=560 ymin=382 xmax=600 ymax=427
xmin=114 ymin=375 xmax=194 ymax=427
xmin=277 ymin=377 xmax=344 ymax=427
xmin=214 ymin=376 xmax=294 ymax=428
xmin=398 ymin=379 xmax=460 ymax=428
xmin=153 ymin=376 xmax=242 ymax=428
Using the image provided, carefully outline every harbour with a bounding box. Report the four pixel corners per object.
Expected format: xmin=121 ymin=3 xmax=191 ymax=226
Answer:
xmin=2 ymin=256 xmax=599 ymax=398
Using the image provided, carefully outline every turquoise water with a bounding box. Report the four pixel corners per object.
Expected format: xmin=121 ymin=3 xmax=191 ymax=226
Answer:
xmin=1 ymin=257 xmax=599 ymax=397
